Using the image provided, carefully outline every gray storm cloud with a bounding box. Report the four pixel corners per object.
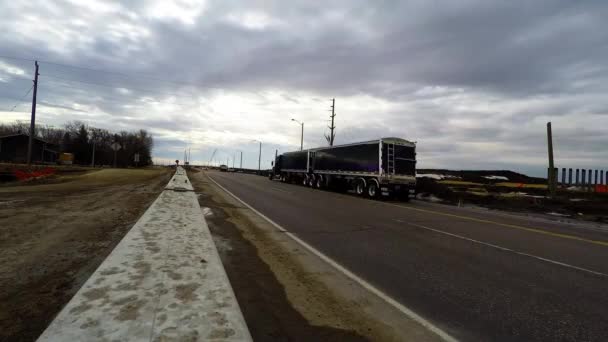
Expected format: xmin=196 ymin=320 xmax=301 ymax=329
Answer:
xmin=0 ymin=0 xmax=607 ymax=175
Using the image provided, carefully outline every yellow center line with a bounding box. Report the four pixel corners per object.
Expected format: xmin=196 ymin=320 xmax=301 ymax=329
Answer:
xmin=385 ymin=202 xmax=608 ymax=247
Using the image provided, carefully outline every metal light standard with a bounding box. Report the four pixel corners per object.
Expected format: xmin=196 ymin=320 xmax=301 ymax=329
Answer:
xmin=252 ymin=140 xmax=262 ymax=173
xmin=291 ymin=118 xmax=304 ymax=151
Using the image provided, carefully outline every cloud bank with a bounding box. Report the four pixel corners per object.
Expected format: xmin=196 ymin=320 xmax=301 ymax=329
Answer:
xmin=1 ymin=0 xmax=607 ymax=175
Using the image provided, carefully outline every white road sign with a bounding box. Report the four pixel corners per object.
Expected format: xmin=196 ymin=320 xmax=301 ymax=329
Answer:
xmin=111 ymin=142 xmax=121 ymax=151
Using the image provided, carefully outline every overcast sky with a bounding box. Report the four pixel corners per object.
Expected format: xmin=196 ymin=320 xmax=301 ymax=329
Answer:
xmin=1 ymin=0 xmax=607 ymax=176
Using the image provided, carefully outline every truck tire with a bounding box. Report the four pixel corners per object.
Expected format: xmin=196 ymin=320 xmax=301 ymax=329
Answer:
xmin=315 ymin=176 xmax=323 ymax=189
xmin=302 ymin=175 xmax=308 ymax=186
xmin=308 ymin=175 xmax=316 ymax=187
xmin=355 ymin=179 xmax=365 ymax=196
xmin=367 ymin=180 xmax=379 ymax=199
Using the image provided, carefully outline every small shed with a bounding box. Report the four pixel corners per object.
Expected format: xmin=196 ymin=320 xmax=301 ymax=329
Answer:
xmin=0 ymin=133 xmax=58 ymax=163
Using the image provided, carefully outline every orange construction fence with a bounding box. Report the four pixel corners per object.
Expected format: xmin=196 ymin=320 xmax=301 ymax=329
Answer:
xmin=596 ymin=185 xmax=608 ymax=193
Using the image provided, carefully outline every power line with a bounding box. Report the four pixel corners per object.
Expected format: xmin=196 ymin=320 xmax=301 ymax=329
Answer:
xmin=0 ymin=94 xmax=32 ymax=102
xmin=42 ymin=73 xmax=196 ymax=99
xmin=0 ymin=55 xmax=270 ymax=99
xmin=39 ymin=60 xmax=186 ymax=85
xmin=39 ymin=81 xmax=201 ymax=108
xmin=8 ymin=85 xmax=33 ymax=111
xmin=0 ymin=55 xmax=35 ymax=62
xmin=0 ymin=55 xmax=195 ymax=87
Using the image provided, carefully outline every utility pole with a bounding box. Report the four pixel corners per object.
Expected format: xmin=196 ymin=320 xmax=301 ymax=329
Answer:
xmin=90 ymin=139 xmax=96 ymax=167
xmin=251 ymin=140 xmax=262 ymax=173
xmin=258 ymin=141 xmax=262 ymax=173
xmin=547 ymin=122 xmax=556 ymax=197
xmin=26 ymin=61 xmax=39 ymax=165
xmin=325 ymin=98 xmax=336 ymax=146
xmin=209 ymin=149 xmax=217 ymax=167
xmin=240 ymin=151 xmax=243 ymax=168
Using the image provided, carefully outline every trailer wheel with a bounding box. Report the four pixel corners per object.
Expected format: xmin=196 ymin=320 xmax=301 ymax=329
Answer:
xmin=355 ymin=179 xmax=365 ymax=196
xmin=367 ymin=180 xmax=379 ymax=199
xmin=302 ymin=175 xmax=308 ymax=186
xmin=315 ymin=176 xmax=323 ymax=189
xmin=308 ymin=175 xmax=316 ymax=187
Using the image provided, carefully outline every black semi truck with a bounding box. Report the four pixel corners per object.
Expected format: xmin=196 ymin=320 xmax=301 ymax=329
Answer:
xmin=271 ymin=137 xmax=416 ymax=199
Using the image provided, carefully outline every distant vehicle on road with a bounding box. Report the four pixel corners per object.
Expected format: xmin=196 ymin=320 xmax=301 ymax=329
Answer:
xmin=271 ymin=137 xmax=416 ymax=200
xmin=219 ymin=164 xmax=228 ymax=172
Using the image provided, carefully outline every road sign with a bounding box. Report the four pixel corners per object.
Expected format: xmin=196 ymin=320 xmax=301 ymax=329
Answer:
xmin=111 ymin=142 xmax=121 ymax=151
xmin=134 ymin=153 xmax=140 ymax=163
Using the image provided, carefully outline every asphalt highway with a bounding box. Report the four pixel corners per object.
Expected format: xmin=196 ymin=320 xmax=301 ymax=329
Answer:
xmin=208 ymin=171 xmax=608 ymax=341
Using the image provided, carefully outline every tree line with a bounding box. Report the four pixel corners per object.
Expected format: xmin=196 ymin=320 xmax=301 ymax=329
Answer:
xmin=0 ymin=121 xmax=153 ymax=167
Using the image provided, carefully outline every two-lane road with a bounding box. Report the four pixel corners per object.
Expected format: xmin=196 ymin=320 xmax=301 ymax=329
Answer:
xmin=208 ymin=171 xmax=608 ymax=341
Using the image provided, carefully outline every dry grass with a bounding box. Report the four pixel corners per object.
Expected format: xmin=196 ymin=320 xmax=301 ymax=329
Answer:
xmin=0 ymin=168 xmax=169 ymax=193
xmin=437 ymin=179 xmax=547 ymax=189
xmin=438 ymin=180 xmax=482 ymax=186
xmin=495 ymin=182 xmax=547 ymax=189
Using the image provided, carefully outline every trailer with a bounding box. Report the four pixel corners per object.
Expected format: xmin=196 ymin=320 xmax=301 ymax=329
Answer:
xmin=272 ymin=137 xmax=416 ymax=199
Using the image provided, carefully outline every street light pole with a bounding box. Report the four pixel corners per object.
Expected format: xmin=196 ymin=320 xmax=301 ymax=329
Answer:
xmin=258 ymin=141 xmax=262 ymax=172
xmin=251 ymin=140 xmax=262 ymax=173
xmin=291 ymin=118 xmax=304 ymax=151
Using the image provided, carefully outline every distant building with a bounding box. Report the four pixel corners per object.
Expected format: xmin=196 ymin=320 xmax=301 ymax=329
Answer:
xmin=0 ymin=133 xmax=58 ymax=164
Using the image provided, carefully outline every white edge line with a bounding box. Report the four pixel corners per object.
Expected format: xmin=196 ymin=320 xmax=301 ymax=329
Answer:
xmin=407 ymin=222 xmax=608 ymax=278
xmin=207 ymin=174 xmax=458 ymax=342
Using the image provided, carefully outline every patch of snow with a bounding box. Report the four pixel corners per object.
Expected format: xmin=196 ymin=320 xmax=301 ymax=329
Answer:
xmin=202 ymin=207 xmax=213 ymax=217
xmin=0 ymin=200 xmax=25 ymax=206
xmin=416 ymin=193 xmax=443 ymax=202
xmin=416 ymin=173 xmax=462 ymax=180
xmin=523 ymin=194 xmax=546 ymax=199
xmin=483 ymin=175 xmax=509 ymax=181
xmin=416 ymin=173 xmax=444 ymax=180
xmin=546 ymin=212 xmax=570 ymax=217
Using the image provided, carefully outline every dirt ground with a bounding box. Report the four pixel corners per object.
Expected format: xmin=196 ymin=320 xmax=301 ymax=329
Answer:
xmin=189 ymin=171 xmax=411 ymax=342
xmin=0 ymin=168 xmax=171 ymax=342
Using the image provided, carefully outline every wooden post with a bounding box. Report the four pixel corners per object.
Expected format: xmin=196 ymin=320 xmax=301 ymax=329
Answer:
xmin=547 ymin=122 xmax=556 ymax=196
xmin=26 ymin=61 xmax=39 ymax=165
xmin=594 ymin=170 xmax=598 ymax=187
xmin=582 ymin=169 xmax=586 ymax=186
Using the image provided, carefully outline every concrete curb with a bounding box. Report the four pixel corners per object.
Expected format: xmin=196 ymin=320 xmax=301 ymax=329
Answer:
xmin=37 ymin=167 xmax=252 ymax=342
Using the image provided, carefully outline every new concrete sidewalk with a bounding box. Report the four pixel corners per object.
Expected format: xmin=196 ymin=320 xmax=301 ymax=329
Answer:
xmin=38 ymin=167 xmax=252 ymax=341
